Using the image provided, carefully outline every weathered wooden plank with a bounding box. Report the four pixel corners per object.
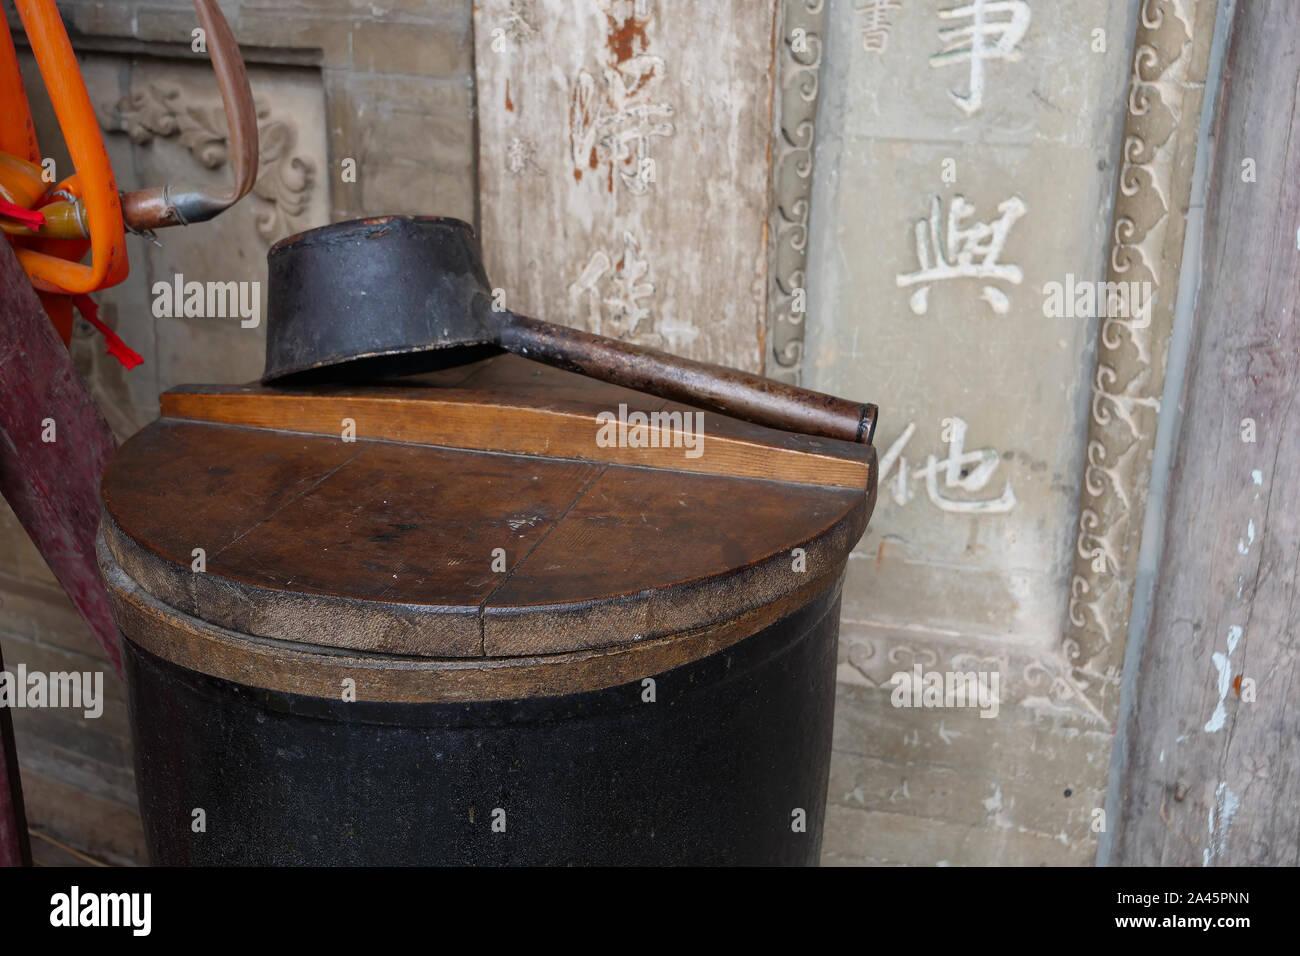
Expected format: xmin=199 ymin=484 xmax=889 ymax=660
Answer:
xmin=0 ymin=570 xmax=101 ymax=659
xmin=1111 ymin=0 xmax=1300 ymax=865
xmin=473 ymin=0 xmax=777 ymax=371
xmin=29 ymin=828 xmax=104 ymax=867
xmin=3 ymin=633 xmax=133 ymax=761
xmin=19 ymin=771 xmax=145 ymax=867
xmin=159 ymin=378 xmax=875 ymax=490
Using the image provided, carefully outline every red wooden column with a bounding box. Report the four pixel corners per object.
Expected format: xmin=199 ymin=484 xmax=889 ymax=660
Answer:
xmin=0 ymin=642 xmax=31 ymax=866
xmin=0 ymin=240 xmax=121 ymax=673
xmin=1 ymin=232 xmax=125 ymax=864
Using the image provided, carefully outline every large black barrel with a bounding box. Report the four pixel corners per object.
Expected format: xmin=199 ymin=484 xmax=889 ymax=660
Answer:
xmin=117 ymin=583 xmax=841 ymax=866
xmin=98 ymin=354 xmax=876 ymax=865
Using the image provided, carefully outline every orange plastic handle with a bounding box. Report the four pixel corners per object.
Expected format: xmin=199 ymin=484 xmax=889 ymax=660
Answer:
xmin=0 ymin=17 xmax=39 ymax=162
xmin=11 ymin=0 xmax=127 ymax=294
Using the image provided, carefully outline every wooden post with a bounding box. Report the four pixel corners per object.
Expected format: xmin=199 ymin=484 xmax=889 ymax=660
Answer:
xmin=0 ymin=643 xmax=31 ymax=866
xmin=0 ymin=240 xmax=121 ymax=673
xmin=1111 ymin=0 xmax=1300 ymax=865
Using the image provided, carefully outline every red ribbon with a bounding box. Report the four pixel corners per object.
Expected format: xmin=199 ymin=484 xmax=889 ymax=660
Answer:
xmin=71 ymin=294 xmax=144 ymax=370
xmin=0 ymin=200 xmax=45 ymax=231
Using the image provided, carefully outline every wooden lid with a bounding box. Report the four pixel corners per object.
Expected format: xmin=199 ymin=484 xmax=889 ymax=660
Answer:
xmin=100 ymin=355 xmax=875 ymax=672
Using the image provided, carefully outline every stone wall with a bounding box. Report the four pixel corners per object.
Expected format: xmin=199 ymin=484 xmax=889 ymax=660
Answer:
xmin=803 ymin=0 xmax=1217 ymax=864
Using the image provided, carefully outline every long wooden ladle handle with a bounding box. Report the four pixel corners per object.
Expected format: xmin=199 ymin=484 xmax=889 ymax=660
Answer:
xmin=497 ymin=310 xmax=877 ymax=444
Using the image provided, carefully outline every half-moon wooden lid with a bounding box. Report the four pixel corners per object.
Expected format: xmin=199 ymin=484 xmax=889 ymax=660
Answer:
xmin=100 ymin=355 xmax=875 ymax=664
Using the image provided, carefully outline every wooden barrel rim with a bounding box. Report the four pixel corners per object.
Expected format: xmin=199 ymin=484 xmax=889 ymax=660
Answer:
xmin=101 ymin=532 xmax=846 ymax=702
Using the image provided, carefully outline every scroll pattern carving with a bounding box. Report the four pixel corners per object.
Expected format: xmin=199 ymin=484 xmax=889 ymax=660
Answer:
xmin=765 ymin=0 xmax=825 ymax=385
xmin=837 ymin=629 xmax=1113 ymax=726
xmin=1063 ymin=0 xmax=1217 ymax=720
xmin=98 ymin=82 xmax=316 ymax=242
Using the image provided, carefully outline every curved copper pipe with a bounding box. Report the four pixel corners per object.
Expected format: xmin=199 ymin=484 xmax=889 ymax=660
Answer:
xmin=120 ymin=0 xmax=258 ymax=230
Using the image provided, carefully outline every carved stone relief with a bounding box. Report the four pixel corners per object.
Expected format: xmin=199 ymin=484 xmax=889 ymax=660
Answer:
xmin=1064 ymin=0 xmax=1219 ymax=719
xmin=803 ymin=2 xmax=1136 ymax=661
xmin=766 ymin=0 xmax=827 ymax=385
xmin=800 ymin=0 xmax=1218 ymax=865
xmin=98 ymin=82 xmax=318 ymax=242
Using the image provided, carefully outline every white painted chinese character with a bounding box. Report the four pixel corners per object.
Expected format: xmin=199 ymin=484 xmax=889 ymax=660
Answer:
xmin=856 ymin=0 xmax=903 ymax=54
xmin=895 ymin=194 xmax=1025 ymax=315
xmin=502 ymin=0 xmax=537 ymax=44
xmin=569 ymin=4 xmax=674 ymax=194
xmin=567 ymin=231 xmax=703 ymax=353
xmin=505 ymin=137 xmax=538 ymax=175
xmin=570 ymin=63 xmax=674 ymax=194
xmin=929 ymin=0 xmax=1031 ymax=115
xmin=877 ymin=417 xmax=1016 ymax=513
